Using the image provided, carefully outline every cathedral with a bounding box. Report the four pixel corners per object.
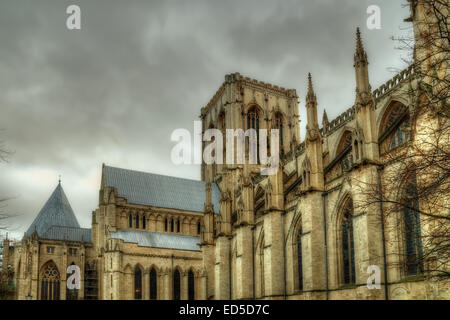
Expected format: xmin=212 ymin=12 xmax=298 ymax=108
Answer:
xmin=1 ymin=0 xmax=449 ymax=300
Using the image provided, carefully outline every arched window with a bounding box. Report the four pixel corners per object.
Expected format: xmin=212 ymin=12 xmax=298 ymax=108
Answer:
xmin=188 ymin=270 xmax=195 ymax=300
xmin=177 ymin=220 xmax=181 ymax=233
xmin=338 ymin=132 xmax=353 ymax=173
xmin=142 ymin=215 xmax=146 ymax=229
xmin=379 ymin=103 xmax=410 ymax=154
xmin=247 ymin=106 xmax=260 ymax=163
xmin=149 ymin=268 xmax=157 ymax=300
xmin=341 ymin=198 xmax=356 ymax=285
xmin=274 ymin=113 xmax=284 ymax=153
xmin=128 ymin=214 xmax=133 ymax=228
xmin=297 ymin=231 xmax=303 ymax=291
xmin=164 ymin=218 xmax=168 ymax=232
xmin=259 ymin=238 xmax=265 ymax=297
xmin=134 ymin=266 xmax=142 ymax=300
xmin=135 ymin=215 xmax=140 ymax=229
xmin=170 ymin=218 xmax=174 ymax=232
xmin=403 ymin=174 xmax=423 ymax=276
xmin=197 ymin=222 xmax=201 ymax=235
xmin=173 ymin=269 xmax=181 ymax=300
xmin=40 ymin=261 xmax=60 ymax=300
xmin=66 ymin=262 xmax=78 ymax=300
xmin=354 ymin=140 xmax=359 ymax=160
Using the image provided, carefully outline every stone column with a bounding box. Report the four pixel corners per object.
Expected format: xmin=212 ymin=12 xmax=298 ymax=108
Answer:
xmin=215 ymin=236 xmax=231 ymax=299
xmin=163 ymin=270 xmax=170 ymax=300
xmin=181 ymin=271 xmax=188 ymax=300
xmin=234 ymin=226 xmax=253 ymax=299
xmin=263 ymin=209 xmax=284 ymax=297
xmin=143 ymin=271 xmax=149 ymax=300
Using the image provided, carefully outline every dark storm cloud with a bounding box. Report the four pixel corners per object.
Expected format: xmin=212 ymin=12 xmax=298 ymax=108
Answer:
xmin=0 ymin=0 xmax=411 ymax=238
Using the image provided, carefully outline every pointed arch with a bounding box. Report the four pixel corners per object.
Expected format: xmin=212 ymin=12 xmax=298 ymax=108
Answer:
xmin=301 ymin=156 xmax=312 ymax=189
xmin=134 ymin=264 xmax=143 ymax=299
xmin=333 ymin=129 xmax=354 ymax=173
xmin=187 ymin=268 xmax=195 ymax=300
xmin=255 ymin=229 xmax=265 ymax=298
xmin=40 ymin=260 xmax=60 ymax=300
xmin=290 ymin=212 xmax=303 ymax=292
xmin=128 ymin=213 xmax=133 ymax=228
xmin=149 ymin=266 xmax=158 ymax=300
xmin=378 ymin=100 xmax=410 ymax=154
xmin=273 ymin=111 xmax=285 ymax=153
xmin=246 ymin=104 xmax=263 ymax=163
xmin=336 ymin=195 xmax=356 ymax=285
xmin=173 ymin=267 xmax=182 ymax=300
xmin=400 ymin=170 xmax=423 ymax=276
xmin=135 ymin=212 xmax=140 ymax=229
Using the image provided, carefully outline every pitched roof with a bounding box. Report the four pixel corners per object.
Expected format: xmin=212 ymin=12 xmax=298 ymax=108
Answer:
xmin=25 ymin=183 xmax=81 ymax=237
xmin=110 ymin=229 xmax=200 ymax=251
xmin=103 ymin=165 xmax=221 ymax=213
xmin=41 ymin=226 xmax=92 ymax=243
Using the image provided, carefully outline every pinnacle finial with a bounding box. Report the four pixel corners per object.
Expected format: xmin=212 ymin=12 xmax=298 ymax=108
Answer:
xmin=308 ymin=73 xmax=313 ymax=92
xmin=354 ymin=27 xmax=368 ymax=66
xmin=58 ymin=175 xmax=61 ymax=184
xmin=306 ymin=73 xmax=316 ymax=104
xmin=322 ymin=109 xmax=329 ymax=124
xmin=356 ymin=27 xmax=363 ymax=52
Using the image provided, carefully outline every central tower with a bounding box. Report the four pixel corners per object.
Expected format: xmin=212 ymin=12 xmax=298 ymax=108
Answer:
xmin=199 ymin=72 xmax=300 ymax=299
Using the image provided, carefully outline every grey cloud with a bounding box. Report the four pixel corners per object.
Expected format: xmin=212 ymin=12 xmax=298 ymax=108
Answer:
xmin=0 ymin=0 xmax=411 ymax=238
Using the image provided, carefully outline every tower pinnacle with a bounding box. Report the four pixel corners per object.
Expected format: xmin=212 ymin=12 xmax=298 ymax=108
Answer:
xmin=354 ymin=27 xmax=368 ymax=67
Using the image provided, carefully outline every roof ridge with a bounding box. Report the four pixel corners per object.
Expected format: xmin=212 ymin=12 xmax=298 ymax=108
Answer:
xmin=104 ymin=165 xmax=204 ymax=184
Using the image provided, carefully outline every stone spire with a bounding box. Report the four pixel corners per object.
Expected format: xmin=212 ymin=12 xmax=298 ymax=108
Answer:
xmin=322 ymin=109 xmax=329 ymax=134
xmin=353 ymin=28 xmax=372 ymax=107
xmin=352 ymin=28 xmax=379 ymax=160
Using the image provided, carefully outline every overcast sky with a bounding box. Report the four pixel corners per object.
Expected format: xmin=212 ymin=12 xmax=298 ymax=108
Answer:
xmin=0 ymin=0 xmax=413 ymax=239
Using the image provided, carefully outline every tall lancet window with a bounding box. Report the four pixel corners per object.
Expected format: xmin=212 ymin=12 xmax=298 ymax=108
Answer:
xmin=135 ymin=214 xmax=140 ymax=229
xmin=149 ymin=268 xmax=157 ymax=300
xmin=341 ymin=198 xmax=356 ymax=285
xmin=274 ymin=113 xmax=284 ymax=154
xmin=247 ymin=106 xmax=260 ymax=163
xmin=173 ymin=269 xmax=181 ymax=300
xmin=404 ymin=174 xmax=423 ymax=276
xmin=142 ymin=215 xmax=146 ymax=229
xmin=188 ymin=270 xmax=195 ymax=300
xmin=128 ymin=214 xmax=133 ymax=228
xmin=134 ymin=266 xmax=142 ymax=300
xmin=297 ymin=231 xmax=303 ymax=291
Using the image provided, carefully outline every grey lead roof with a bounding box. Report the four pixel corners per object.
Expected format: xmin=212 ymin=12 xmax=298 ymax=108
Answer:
xmin=110 ymin=229 xmax=201 ymax=251
xmin=26 ymin=183 xmax=80 ymax=237
xmin=41 ymin=226 xmax=92 ymax=243
xmin=104 ymin=165 xmax=221 ymax=213
xmin=25 ymin=183 xmax=91 ymax=243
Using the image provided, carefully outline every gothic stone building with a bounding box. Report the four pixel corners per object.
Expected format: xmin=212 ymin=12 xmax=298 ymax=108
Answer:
xmin=2 ymin=0 xmax=449 ymax=300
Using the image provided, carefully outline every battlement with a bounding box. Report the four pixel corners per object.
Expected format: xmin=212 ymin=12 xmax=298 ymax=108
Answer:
xmin=321 ymin=65 xmax=415 ymax=136
xmin=202 ymin=72 xmax=297 ymax=116
xmin=373 ymin=64 xmax=415 ymax=101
